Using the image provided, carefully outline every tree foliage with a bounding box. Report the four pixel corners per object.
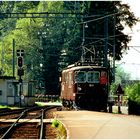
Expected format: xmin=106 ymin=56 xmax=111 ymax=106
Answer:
xmin=0 ymin=1 xmax=138 ymax=94
xmin=125 ymin=83 xmax=140 ymax=105
xmin=84 ymin=1 xmax=138 ymax=61
xmin=110 ymin=66 xmax=130 ymax=95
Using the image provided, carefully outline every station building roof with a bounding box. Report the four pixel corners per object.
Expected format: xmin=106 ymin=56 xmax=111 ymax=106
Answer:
xmin=0 ymin=76 xmax=15 ymax=79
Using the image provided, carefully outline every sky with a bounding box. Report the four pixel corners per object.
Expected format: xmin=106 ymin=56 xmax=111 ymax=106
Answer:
xmin=118 ymin=0 xmax=140 ymax=80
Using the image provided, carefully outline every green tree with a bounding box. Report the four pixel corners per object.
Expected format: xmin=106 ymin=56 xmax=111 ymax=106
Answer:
xmin=0 ymin=1 xmax=138 ymax=95
xmin=59 ymin=1 xmax=138 ymax=70
xmin=110 ymin=66 xmax=130 ymax=95
xmin=125 ymin=83 xmax=140 ymax=105
xmin=84 ymin=1 xmax=138 ymax=61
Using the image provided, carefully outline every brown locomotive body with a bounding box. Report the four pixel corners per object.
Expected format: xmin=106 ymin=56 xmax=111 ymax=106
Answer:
xmin=60 ymin=63 xmax=109 ymax=111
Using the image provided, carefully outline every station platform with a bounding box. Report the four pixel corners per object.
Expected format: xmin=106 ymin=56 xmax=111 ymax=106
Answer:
xmin=54 ymin=110 xmax=140 ymax=139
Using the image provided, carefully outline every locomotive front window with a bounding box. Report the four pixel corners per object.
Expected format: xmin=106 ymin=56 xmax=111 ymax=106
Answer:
xmin=94 ymin=72 xmax=100 ymax=82
xmin=75 ymin=71 xmax=86 ymax=83
xmin=87 ymin=71 xmax=100 ymax=83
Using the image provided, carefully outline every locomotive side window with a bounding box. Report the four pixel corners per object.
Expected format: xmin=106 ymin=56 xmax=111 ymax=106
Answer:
xmin=68 ymin=72 xmax=73 ymax=88
xmin=65 ymin=73 xmax=69 ymax=84
xmin=87 ymin=71 xmax=100 ymax=83
xmin=75 ymin=71 xmax=86 ymax=83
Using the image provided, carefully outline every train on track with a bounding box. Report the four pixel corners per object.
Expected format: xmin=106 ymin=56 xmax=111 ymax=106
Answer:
xmin=60 ymin=61 xmax=111 ymax=111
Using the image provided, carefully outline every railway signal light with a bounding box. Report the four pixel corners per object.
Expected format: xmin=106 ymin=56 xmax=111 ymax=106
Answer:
xmin=17 ymin=68 xmax=24 ymax=76
xmin=18 ymin=56 xmax=23 ymax=67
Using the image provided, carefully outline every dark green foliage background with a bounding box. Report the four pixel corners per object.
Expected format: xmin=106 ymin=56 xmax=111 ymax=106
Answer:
xmin=0 ymin=1 xmax=138 ymax=95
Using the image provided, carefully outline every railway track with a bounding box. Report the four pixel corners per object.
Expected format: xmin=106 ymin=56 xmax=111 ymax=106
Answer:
xmin=0 ymin=106 xmax=57 ymax=139
xmin=0 ymin=108 xmax=25 ymax=119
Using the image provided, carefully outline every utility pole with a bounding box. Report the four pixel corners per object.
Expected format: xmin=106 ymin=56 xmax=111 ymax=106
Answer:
xmin=113 ymin=15 xmax=116 ymax=82
xmin=81 ymin=22 xmax=86 ymax=62
xmin=104 ymin=17 xmax=108 ymax=67
xmin=12 ymin=39 xmax=15 ymax=77
xmin=1 ymin=38 xmax=4 ymax=75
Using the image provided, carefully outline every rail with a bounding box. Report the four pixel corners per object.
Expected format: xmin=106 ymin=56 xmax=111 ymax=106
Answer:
xmin=0 ymin=110 xmax=26 ymax=139
xmin=39 ymin=106 xmax=57 ymax=139
xmin=0 ymin=106 xmax=57 ymax=139
xmin=0 ymin=108 xmax=25 ymax=116
xmin=39 ymin=109 xmax=44 ymax=139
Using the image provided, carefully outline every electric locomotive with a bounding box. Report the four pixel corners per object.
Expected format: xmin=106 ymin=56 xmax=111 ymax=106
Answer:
xmin=60 ymin=62 xmax=109 ymax=111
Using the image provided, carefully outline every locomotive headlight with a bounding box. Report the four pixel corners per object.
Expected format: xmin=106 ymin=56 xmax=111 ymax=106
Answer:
xmin=89 ymin=84 xmax=94 ymax=87
xmin=78 ymin=87 xmax=82 ymax=91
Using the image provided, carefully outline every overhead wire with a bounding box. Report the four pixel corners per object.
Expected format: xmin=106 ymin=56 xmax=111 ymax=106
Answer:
xmin=130 ymin=46 xmax=140 ymax=54
xmin=78 ymin=12 xmax=121 ymax=25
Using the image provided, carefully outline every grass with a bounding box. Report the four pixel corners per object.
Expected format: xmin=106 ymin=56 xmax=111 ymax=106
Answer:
xmin=35 ymin=102 xmax=45 ymax=106
xmin=0 ymin=105 xmax=8 ymax=108
xmin=35 ymin=101 xmax=62 ymax=107
xmin=51 ymin=119 xmax=67 ymax=139
xmin=0 ymin=105 xmax=20 ymax=110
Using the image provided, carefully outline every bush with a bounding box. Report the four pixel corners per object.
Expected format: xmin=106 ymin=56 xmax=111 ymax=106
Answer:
xmin=51 ymin=119 xmax=60 ymax=128
xmin=128 ymin=100 xmax=140 ymax=115
xmin=125 ymin=82 xmax=140 ymax=105
xmin=125 ymin=83 xmax=140 ymax=115
xmin=51 ymin=119 xmax=67 ymax=139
